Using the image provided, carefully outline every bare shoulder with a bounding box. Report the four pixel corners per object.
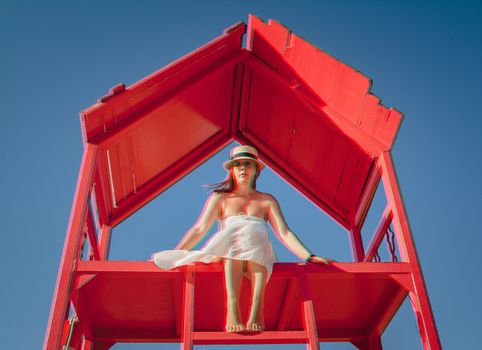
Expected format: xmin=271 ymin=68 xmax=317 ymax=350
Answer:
xmin=208 ymin=191 xmax=225 ymax=203
xmin=257 ymin=191 xmax=278 ymax=204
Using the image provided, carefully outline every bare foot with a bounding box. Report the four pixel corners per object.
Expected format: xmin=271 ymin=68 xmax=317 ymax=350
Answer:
xmin=225 ymin=303 xmax=245 ymax=333
xmin=246 ymin=310 xmax=264 ymax=332
xmin=246 ymin=319 xmax=264 ymax=332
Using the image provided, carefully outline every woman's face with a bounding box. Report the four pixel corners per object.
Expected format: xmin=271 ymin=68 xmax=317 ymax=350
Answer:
xmin=231 ymin=160 xmax=257 ymax=187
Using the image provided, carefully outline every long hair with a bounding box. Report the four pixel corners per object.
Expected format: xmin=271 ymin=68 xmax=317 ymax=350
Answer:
xmin=205 ymin=164 xmax=260 ymax=193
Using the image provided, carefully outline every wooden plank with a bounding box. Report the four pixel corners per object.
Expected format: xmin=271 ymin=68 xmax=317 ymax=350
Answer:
xmin=93 ymin=328 xmax=369 ymax=344
xmin=379 ymin=152 xmax=441 ymax=350
xmin=303 ymin=300 xmax=319 ymax=350
xmin=349 ymin=226 xmax=365 ymax=262
xmin=44 ymin=144 xmax=97 ymax=350
xmin=193 ymin=330 xmax=308 ymax=344
xmin=82 ymin=22 xmax=246 ymax=141
xmin=299 ymin=271 xmax=319 ymax=350
xmin=181 ymin=265 xmax=195 ymax=350
xmin=355 ymin=162 xmax=381 ymax=227
xmin=97 ymin=225 xmax=112 ymax=260
xmin=89 ymin=51 xmax=244 ymax=146
xmin=74 ymin=260 xmax=412 ymax=275
xmin=85 ymin=207 xmax=100 ymax=260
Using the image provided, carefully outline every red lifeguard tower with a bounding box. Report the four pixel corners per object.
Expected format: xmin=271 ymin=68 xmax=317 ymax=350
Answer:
xmin=44 ymin=16 xmax=441 ymax=349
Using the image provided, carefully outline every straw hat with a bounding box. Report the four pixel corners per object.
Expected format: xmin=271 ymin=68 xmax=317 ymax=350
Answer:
xmin=223 ymin=145 xmax=265 ymax=170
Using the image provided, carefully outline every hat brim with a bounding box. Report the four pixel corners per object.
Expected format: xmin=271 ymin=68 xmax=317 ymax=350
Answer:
xmin=223 ymin=157 xmax=265 ymax=170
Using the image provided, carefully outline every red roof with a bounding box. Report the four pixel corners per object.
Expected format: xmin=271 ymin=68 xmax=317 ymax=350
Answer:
xmin=80 ymin=15 xmax=402 ymax=229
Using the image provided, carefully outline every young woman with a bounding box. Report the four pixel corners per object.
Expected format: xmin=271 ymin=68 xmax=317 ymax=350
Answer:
xmin=152 ymin=145 xmax=331 ymax=333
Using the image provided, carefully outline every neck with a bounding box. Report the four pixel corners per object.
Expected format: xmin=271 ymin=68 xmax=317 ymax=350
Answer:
xmin=234 ymin=182 xmax=255 ymax=196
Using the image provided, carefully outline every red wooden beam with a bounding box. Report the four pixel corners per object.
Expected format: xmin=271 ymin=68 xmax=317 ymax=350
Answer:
xmin=299 ymin=270 xmax=319 ymax=350
xmin=349 ymin=226 xmax=365 ymax=262
xmin=92 ymin=329 xmax=373 ymax=345
xmin=192 ymin=331 xmax=308 ymax=345
xmin=44 ymin=144 xmax=97 ymax=350
xmin=354 ymin=161 xmax=381 ymax=228
xmin=85 ymin=207 xmax=100 ymax=260
xmin=74 ymin=260 xmax=411 ymax=275
xmin=364 ymin=205 xmax=393 ymax=262
xmin=181 ymin=265 xmax=195 ymax=350
xmin=92 ymin=165 xmax=110 ymax=227
xmin=97 ymin=225 xmax=112 ymax=260
xmin=379 ymin=151 xmax=441 ymax=350
xmin=228 ymin=62 xmax=247 ymax=137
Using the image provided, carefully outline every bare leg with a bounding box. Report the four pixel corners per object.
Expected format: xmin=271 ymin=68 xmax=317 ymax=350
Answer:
xmin=246 ymin=261 xmax=267 ymax=332
xmin=224 ymin=259 xmax=245 ymax=332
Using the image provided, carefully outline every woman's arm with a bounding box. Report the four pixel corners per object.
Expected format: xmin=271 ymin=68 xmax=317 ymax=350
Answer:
xmin=266 ymin=194 xmax=331 ymax=264
xmin=175 ymin=192 xmax=222 ymax=250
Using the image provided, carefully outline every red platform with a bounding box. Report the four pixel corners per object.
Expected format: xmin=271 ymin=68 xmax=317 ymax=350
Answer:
xmin=73 ymin=262 xmax=411 ymax=346
xmin=45 ymin=15 xmax=441 ymax=350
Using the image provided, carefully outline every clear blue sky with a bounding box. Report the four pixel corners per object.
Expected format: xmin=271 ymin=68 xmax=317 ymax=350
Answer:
xmin=1 ymin=1 xmax=481 ymax=349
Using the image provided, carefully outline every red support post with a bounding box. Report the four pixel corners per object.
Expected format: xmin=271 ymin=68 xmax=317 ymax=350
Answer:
xmin=44 ymin=144 xmax=97 ymax=350
xmin=181 ymin=265 xmax=195 ymax=350
xmin=379 ymin=151 xmax=441 ymax=350
xmin=349 ymin=226 xmax=365 ymax=262
xmin=299 ymin=271 xmax=320 ymax=350
xmin=355 ymin=163 xmax=381 ymax=228
xmin=97 ymin=225 xmax=112 ymax=260
xmin=85 ymin=208 xmax=100 ymax=260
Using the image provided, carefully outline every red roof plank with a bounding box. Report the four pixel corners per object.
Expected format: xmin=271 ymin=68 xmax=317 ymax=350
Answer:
xmin=246 ymin=15 xmax=402 ymax=154
xmin=81 ymin=22 xmax=246 ymax=143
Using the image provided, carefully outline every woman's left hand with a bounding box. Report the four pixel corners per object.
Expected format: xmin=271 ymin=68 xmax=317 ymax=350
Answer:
xmin=309 ymin=255 xmax=334 ymax=265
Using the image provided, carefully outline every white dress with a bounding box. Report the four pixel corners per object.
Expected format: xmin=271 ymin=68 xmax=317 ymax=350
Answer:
xmin=152 ymin=214 xmax=278 ymax=280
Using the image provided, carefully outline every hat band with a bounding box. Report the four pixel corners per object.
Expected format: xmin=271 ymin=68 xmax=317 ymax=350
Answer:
xmin=231 ymin=152 xmax=258 ymax=160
